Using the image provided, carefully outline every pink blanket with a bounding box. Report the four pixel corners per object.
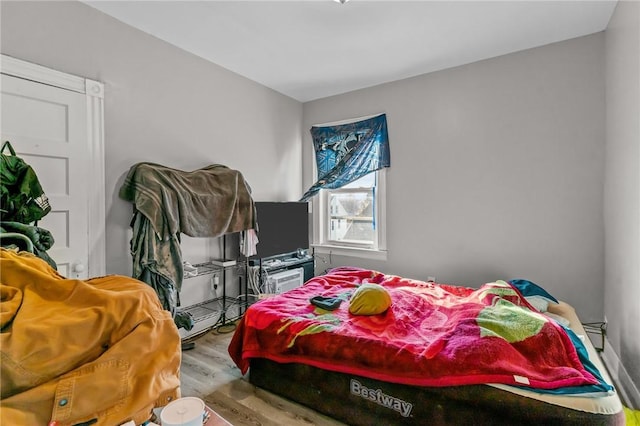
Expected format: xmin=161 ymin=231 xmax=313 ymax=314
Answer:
xmin=229 ymin=267 xmax=598 ymax=389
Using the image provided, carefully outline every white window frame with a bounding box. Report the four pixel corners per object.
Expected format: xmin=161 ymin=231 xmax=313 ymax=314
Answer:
xmin=311 ymin=169 xmax=387 ymax=260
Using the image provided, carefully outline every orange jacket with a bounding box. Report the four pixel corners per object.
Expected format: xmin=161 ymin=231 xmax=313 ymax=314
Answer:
xmin=0 ymin=249 xmax=181 ymax=425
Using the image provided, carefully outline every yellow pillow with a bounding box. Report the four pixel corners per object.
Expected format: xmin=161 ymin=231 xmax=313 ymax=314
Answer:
xmin=349 ymin=283 xmax=391 ymax=315
xmin=624 ymin=406 xmax=640 ymax=426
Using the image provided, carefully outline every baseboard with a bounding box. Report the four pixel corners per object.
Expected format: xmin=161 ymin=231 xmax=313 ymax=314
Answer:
xmin=601 ymin=336 xmax=640 ymax=409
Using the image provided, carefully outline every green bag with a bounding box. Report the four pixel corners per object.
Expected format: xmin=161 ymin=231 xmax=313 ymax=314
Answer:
xmin=0 ymin=141 xmax=51 ymax=224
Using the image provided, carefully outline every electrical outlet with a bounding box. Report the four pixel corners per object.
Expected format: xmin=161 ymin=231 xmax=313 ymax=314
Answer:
xmin=259 ymin=293 xmax=275 ymax=300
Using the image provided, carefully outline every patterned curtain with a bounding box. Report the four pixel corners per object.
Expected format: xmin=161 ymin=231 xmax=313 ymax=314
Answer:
xmin=300 ymin=114 xmax=390 ymax=202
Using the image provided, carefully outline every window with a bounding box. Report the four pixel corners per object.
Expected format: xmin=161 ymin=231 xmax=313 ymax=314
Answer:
xmin=313 ymin=170 xmax=387 ymax=259
xmin=303 ymin=113 xmax=390 ymax=260
xmin=327 ymin=173 xmax=375 ymax=246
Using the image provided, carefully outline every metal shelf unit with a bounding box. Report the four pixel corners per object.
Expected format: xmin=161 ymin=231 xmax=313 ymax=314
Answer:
xmin=179 ymin=235 xmax=252 ymax=340
xmin=181 ymin=295 xmax=245 ymax=326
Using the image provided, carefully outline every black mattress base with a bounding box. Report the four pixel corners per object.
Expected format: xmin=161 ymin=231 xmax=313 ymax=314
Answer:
xmin=249 ymin=358 xmax=624 ymax=426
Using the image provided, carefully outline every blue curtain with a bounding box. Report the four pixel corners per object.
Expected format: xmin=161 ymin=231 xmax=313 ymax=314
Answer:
xmin=300 ymin=114 xmax=390 ymax=202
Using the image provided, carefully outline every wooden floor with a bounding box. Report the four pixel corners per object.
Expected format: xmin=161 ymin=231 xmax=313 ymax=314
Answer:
xmin=178 ymin=325 xmax=346 ymax=426
xmin=179 ymin=326 xmax=243 ymax=399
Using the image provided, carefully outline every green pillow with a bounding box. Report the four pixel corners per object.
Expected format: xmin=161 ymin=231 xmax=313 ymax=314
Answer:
xmin=349 ymin=283 xmax=391 ymax=315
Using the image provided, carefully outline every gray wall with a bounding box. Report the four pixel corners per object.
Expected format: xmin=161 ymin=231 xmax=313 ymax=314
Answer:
xmin=604 ymin=0 xmax=640 ymax=406
xmin=303 ymin=34 xmax=606 ymax=323
xmin=1 ymin=1 xmax=303 ymax=274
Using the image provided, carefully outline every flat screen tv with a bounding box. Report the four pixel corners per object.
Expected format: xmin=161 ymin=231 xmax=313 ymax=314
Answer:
xmin=253 ymin=201 xmax=309 ymax=259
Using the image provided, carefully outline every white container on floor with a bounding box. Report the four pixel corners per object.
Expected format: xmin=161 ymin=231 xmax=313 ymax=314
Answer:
xmin=160 ymin=397 xmax=205 ymax=426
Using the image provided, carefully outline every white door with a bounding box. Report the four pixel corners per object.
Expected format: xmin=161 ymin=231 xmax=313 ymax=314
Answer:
xmin=1 ymin=56 xmax=105 ymax=278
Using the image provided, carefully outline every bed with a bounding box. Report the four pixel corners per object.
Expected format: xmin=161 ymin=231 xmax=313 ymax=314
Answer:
xmin=229 ymin=267 xmax=624 ymax=425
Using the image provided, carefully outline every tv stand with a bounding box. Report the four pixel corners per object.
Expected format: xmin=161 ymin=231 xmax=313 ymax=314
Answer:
xmin=250 ymin=251 xmax=315 ymax=289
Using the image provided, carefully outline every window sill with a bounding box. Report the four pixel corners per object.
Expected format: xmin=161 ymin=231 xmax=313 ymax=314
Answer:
xmin=311 ymin=244 xmax=388 ymax=261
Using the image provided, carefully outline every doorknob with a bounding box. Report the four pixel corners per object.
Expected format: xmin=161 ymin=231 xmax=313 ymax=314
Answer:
xmin=73 ymin=263 xmax=85 ymax=273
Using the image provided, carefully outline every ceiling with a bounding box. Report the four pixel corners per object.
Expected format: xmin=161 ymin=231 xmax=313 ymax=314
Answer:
xmin=84 ymin=0 xmax=617 ymax=102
